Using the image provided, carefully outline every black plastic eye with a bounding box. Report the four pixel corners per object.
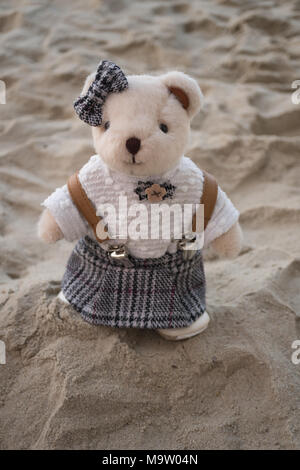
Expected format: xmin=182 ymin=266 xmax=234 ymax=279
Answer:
xmin=104 ymin=121 xmax=110 ymax=130
xmin=159 ymin=123 xmax=168 ymax=133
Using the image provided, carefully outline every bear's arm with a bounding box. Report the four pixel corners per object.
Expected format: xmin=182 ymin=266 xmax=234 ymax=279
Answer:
xmin=210 ymin=221 xmax=242 ymax=258
xmin=204 ymin=186 xmax=242 ymax=258
xmin=39 ymin=183 xmax=90 ymax=243
xmin=38 ymin=208 xmax=64 ymax=243
xmin=38 ymin=155 xmax=109 ymax=244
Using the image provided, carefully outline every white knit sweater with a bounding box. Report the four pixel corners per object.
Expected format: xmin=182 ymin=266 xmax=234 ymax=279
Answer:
xmin=43 ymin=155 xmax=239 ymax=258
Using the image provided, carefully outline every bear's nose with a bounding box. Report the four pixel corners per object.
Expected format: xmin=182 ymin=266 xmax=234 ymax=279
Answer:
xmin=126 ymin=137 xmax=141 ymax=155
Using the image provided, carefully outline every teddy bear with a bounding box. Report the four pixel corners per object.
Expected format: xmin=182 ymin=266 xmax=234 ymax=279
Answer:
xmin=38 ymin=60 xmax=242 ymax=341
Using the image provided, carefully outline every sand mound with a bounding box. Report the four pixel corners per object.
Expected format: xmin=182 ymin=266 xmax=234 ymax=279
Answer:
xmin=1 ymin=0 xmax=300 ymax=449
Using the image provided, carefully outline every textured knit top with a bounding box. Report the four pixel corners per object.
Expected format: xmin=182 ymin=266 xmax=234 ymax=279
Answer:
xmin=43 ymin=155 xmax=239 ymax=259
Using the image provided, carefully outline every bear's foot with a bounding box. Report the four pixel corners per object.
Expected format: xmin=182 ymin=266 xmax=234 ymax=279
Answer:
xmin=57 ymin=290 xmax=70 ymax=305
xmin=157 ymin=311 xmax=210 ymax=341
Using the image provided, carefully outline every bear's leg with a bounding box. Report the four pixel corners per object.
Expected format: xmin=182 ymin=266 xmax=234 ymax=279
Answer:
xmin=157 ymin=311 xmax=210 ymax=341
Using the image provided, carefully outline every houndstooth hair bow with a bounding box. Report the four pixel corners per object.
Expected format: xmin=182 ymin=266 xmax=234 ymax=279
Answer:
xmin=74 ymin=60 xmax=128 ymax=127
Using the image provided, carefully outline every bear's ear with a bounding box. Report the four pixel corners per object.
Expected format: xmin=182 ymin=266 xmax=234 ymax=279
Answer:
xmin=161 ymin=71 xmax=203 ymax=119
xmin=81 ymin=72 xmax=96 ymax=95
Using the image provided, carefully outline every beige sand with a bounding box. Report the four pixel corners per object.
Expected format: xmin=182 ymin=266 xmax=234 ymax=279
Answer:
xmin=1 ymin=0 xmax=300 ymax=450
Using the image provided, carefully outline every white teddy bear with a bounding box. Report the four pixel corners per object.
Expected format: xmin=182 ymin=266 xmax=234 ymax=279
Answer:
xmin=38 ymin=60 xmax=242 ymax=340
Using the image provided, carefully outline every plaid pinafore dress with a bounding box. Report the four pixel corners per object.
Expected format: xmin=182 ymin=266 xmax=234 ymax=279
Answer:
xmin=61 ymin=171 xmax=218 ymax=329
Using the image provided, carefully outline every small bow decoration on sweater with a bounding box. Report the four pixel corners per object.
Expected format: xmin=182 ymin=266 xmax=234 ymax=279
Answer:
xmin=135 ymin=181 xmax=176 ymax=202
xmin=74 ymin=60 xmax=128 ymax=127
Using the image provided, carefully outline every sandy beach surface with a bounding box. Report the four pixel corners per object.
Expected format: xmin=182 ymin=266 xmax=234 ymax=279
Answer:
xmin=1 ymin=0 xmax=300 ymax=449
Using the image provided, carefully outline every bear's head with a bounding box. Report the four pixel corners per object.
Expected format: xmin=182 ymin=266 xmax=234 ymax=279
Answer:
xmin=75 ymin=61 xmax=203 ymax=177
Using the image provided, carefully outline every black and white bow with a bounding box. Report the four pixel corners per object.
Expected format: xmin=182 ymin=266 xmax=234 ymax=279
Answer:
xmin=74 ymin=60 xmax=128 ymax=127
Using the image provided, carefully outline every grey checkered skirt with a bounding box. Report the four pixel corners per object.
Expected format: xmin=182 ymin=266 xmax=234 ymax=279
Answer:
xmin=62 ymin=236 xmax=206 ymax=329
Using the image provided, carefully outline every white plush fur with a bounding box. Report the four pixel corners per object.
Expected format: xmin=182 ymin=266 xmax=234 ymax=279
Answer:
xmin=38 ymin=208 xmax=63 ymax=243
xmin=83 ymin=72 xmax=203 ymax=177
xmin=211 ymin=221 xmax=243 ymax=258
xmin=161 ymin=71 xmax=204 ymax=118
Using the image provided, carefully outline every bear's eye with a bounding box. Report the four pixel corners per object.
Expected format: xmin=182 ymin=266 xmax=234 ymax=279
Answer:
xmin=159 ymin=123 xmax=168 ymax=133
xmin=104 ymin=121 xmax=110 ymax=130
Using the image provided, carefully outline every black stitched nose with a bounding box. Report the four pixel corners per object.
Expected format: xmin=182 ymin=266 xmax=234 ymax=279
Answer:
xmin=126 ymin=137 xmax=141 ymax=155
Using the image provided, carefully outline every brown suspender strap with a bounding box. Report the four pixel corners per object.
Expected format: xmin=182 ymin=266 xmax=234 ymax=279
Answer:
xmin=67 ymin=172 xmax=108 ymax=243
xmin=67 ymin=169 xmax=218 ymax=244
xmin=192 ymin=170 xmax=218 ymax=232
